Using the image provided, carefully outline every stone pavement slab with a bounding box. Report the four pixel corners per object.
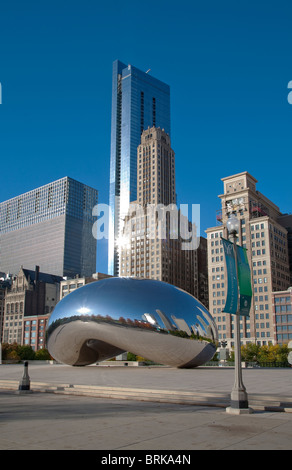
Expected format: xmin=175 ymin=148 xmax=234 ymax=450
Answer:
xmin=0 ymin=364 xmax=292 ymax=451
xmin=0 ymin=390 xmax=292 ymax=451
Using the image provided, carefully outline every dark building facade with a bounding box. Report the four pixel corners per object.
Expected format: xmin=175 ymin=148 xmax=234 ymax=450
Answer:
xmin=0 ymin=177 xmax=98 ymax=277
xmin=2 ymin=266 xmax=62 ymax=348
xmin=278 ymin=214 xmax=292 ymax=284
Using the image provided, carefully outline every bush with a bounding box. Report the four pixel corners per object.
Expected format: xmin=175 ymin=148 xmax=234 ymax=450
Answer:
xmin=136 ymin=355 xmax=146 ymax=362
xmin=35 ymin=348 xmax=51 ymax=360
xmin=127 ymin=352 xmax=137 ymax=361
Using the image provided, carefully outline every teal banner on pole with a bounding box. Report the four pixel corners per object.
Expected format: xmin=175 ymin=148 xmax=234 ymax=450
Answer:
xmin=222 ymin=238 xmax=252 ymax=317
xmin=236 ymin=244 xmax=252 ymax=317
xmin=222 ymin=238 xmax=238 ymax=315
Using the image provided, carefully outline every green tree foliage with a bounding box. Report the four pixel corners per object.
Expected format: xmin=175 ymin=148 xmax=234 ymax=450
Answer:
xmin=16 ymin=345 xmax=35 ymax=360
xmin=2 ymin=342 xmax=20 ymax=360
xmin=127 ymin=352 xmax=137 ymax=361
xmin=236 ymin=343 xmax=290 ymax=364
xmin=240 ymin=343 xmax=261 ymax=362
xmin=34 ymin=348 xmax=51 ymax=360
xmin=1 ymin=343 xmax=49 ymax=360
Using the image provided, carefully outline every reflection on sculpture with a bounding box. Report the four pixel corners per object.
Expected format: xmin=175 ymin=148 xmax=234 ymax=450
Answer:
xmin=47 ymin=277 xmax=218 ymax=368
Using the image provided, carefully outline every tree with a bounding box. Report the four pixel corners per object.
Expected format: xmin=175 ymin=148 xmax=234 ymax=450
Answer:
xmin=16 ymin=345 xmax=35 ymax=360
xmin=1 ymin=342 xmax=19 ymax=360
xmin=7 ymin=349 xmax=20 ymax=361
xmin=241 ymin=343 xmax=261 ymax=362
xmin=275 ymin=344 xmax=289 ymax=362
xmin=229 ymin=343 xmax=290 ymax=365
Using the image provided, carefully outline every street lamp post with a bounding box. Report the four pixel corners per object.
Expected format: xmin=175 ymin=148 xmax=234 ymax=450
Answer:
xmin=226 ymin=213 xmax=252 ymax=415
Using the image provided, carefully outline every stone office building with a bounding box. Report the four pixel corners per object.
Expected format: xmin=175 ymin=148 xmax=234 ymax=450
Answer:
xmin=2 ymin=266 xmax=62 ymax=349
xmin=119 ymin=127 xmax=197 ymax=297
xmin=206 ymin=172 xmax=290 ymax=347
xmin=0 ymin=277 xmax=11 ymax=344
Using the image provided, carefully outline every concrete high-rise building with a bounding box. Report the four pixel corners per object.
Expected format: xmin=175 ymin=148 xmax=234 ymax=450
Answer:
xmin=119 ymin=127 xmax=195 ymax=296
xmin=108 ymin=60 xmax=171 ymax=275
xmin=206 ymin=171 xmax=290 ymax=347
xmin=0 ymin=177 xmax=98 ymax=278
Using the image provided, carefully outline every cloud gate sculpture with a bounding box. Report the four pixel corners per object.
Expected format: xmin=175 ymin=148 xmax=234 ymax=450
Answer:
xmin=47 ymin=277 xmax=218 ymax=368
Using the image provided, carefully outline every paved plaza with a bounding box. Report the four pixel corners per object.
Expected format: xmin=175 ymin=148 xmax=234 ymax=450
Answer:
xmin=0 ymin=363 xmax=292 ymax=450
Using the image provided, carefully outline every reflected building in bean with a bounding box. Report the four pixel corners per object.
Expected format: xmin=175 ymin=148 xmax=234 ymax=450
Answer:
xmin=47 ymin=277 xmax=218 ymax=368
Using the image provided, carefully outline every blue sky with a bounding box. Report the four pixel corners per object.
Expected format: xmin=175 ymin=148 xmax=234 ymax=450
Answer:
xmin=1 ymin=0 xmax=292 ymax=273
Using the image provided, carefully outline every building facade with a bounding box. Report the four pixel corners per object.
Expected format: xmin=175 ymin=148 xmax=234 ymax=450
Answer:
xmin=0 ymin=177 xmax=98 ymax=277
xmin=119 ymin=127 xmax=196 ymax=296
xmin=278 ymin=214 xmax=292 ymax=284
xmin=2 ymin=266 xmax=62 ymax=348
xmin=108 ymin=60 xmax=171 ymax=275
xmin=0 ymin=278 xmax=11 ymax=344
xmin=272 ymin=287 xmax=292 ymax=345
xmin=23 ymin=315 xmax=49 ymax=351
xmin=196 ymin=237 xmax=209 ymax=308
xmin=206 ymin=172 xmax=290 ymax=347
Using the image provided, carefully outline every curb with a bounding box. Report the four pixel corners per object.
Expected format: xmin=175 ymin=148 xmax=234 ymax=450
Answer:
xmin=0 ymin=379 xmax=291 ymax=412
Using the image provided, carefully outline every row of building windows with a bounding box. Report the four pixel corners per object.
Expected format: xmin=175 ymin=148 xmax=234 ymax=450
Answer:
xmin=275 ymin=296 xmax=291 ymax=304
xmin=276 ymin=314 xmax=292 ymax=323
xmin=217 ymin=332 xmax=272 ymax=340
xmin=6 ymin=303 xmax=24 ymax=313
xmin=277 ymin=334 xmax=292 ymax=341
xmin=252 ymin=249 xmax=267 ymax=256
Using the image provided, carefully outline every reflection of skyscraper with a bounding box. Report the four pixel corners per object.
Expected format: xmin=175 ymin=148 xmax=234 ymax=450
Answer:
xmin=156 ymin=309 xmax=176 ymax=331
xmin=109 ymin=60 xmax=171 ymax=275
xmin=171 ymin=316 xmax=192 ymax=336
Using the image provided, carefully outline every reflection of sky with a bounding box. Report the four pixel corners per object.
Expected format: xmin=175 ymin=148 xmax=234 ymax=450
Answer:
xmin=49 ymin=278 xmax=213 ymax=334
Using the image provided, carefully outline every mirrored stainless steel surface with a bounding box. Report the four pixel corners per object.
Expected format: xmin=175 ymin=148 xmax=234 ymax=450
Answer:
xmin=47 ymin=277 xmax=218 ymax=368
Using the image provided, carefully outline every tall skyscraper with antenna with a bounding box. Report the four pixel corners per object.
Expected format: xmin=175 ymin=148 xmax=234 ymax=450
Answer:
xmin=108 ymin=60 xmax=170 ymax=275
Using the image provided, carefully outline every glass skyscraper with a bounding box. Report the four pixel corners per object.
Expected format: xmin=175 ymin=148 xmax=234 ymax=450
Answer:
xmin=109 ymin=60 xmax=171 ymax=275
xmin=0 ymin=177 xmax=98 ymax=277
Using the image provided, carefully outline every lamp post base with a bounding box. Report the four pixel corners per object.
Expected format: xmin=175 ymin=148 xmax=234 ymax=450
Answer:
xmin=226 ymin=389 xmax=253 ymax=414
xmin=226 ymin=406 xmax=253 ymax=415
